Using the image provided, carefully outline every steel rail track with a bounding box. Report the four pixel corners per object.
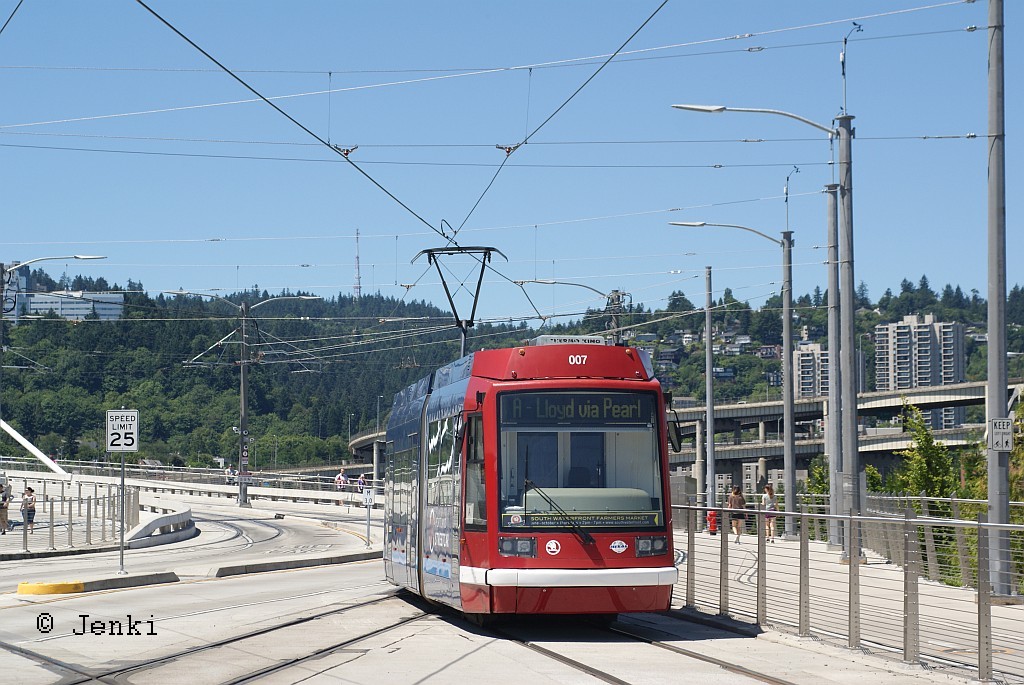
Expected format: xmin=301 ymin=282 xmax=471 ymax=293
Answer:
xmin=605 ymin=619 xmax=799 ymax=685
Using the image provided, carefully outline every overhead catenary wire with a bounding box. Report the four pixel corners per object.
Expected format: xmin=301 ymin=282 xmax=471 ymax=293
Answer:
xmin=0 ymin=129 xmax=986 ymax=148
xmin=6 ymin=2 xmax=983 ymax=358
xmin=0 ymin=11 xmax=977 ymax=132
xmin=131 ymin=0 xmax=442 ymax=241
xmin=0 ymin=0 xmax=25 ymax=38
xmin=452 ymin=0 xmax=669 ymax=240
xmin=0 ymin=140 xmax=849 ymax=169
xmin=0 ymin=188 xmax=826 ymax=248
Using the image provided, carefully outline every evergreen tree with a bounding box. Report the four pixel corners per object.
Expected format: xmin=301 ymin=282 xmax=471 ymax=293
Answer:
xmin=891 ymin=402 xmax=957 ymax=497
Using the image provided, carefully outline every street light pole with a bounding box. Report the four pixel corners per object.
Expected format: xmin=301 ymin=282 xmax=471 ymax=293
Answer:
xmin=780 ymin=229 xmax=796 ymax=537
xmin=835 ymin=114 xmax=862 ymax=550
xmin=704 ymin=266 xmax=716 ymax=508
xmin=671 ymin=221 xmax=795 ymax=535
xmin=672 ymin=102 xmax=859 ymax=535
xmin=986 ymin=0 xmax=1010 ymax=596
xmin=825 ymin=183 xmax=843 ymax=549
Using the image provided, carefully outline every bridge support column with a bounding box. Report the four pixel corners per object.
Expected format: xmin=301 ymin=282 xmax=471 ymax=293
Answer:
xmin=757 ymin=457 xmax=767 ymax=490
xmin=758 ymin=421 xmax=766 ymax=443
xmin=372 ymin=440 xmax=382 ymax=485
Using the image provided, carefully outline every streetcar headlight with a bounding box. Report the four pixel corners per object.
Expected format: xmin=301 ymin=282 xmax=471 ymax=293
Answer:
xmin=499 ymin=536 xmax=537 ymax=557
xmin=635 ymin=535 xmax=668 ymax=557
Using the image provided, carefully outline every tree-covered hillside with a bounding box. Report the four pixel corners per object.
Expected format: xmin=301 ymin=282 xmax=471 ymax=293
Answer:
xmin=1 ymin=282 xmax=527 ymax=467
xmin=1 ymin=269 xmax=1021 ymax=467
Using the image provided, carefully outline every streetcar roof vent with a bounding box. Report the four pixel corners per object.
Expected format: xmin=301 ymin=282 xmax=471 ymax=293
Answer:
xmin=528 ymin=335 xmax=608 ymax=346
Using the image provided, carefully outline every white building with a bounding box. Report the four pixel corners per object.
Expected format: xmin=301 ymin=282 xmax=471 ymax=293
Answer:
xmin=793 ymin=343 xmax=830 ymax=398
xmin=874 ymin=314 xmax=966 ymax=428
xmin=18 ymin=291 xmax=124 ymax=321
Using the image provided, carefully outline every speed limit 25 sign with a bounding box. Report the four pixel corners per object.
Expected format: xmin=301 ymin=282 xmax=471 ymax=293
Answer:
xmin=106 ymin=409 xmax=140 ymax=452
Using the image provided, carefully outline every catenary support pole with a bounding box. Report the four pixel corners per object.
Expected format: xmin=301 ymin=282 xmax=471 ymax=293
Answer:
xmin=837 ymin=114 xmax=861 ymax=561
xmin=825 ymin=184 xmax=843 ymax=549
xmin=986 ymin=0 xmax=1010 ymax=597
xmin=704 ymin=267 xmax=716 ymax=507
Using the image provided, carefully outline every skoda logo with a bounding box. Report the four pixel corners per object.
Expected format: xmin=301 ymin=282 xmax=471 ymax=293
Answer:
xmin=545 ymin=540 xmax=561 ymax=555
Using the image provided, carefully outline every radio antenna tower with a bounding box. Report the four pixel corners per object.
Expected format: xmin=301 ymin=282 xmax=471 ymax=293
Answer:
xmin=353 ymin=227 xmax=362 ymax=298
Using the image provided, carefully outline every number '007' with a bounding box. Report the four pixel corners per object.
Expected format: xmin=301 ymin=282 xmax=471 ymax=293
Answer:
xmin=568 ymin=354 xmax=588 ymax=365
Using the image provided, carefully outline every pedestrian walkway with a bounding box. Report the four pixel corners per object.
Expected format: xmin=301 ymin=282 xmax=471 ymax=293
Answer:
xmin=0 ymin=477 xmax=137 ymax=558
xmin=672 ymin=509 xmax=1024 ymax=684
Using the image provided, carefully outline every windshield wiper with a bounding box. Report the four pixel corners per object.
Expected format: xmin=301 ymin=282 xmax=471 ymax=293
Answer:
xmin=524 ymin=479 xmax=595 ymax=545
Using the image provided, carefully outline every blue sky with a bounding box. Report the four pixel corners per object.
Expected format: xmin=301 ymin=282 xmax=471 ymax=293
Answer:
xmin=0 ymin=1 xmax=1018 ymax=328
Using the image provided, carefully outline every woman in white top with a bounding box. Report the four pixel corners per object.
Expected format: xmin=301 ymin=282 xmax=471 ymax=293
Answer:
xmin=762 ymin=484 xmax=778 ymax=542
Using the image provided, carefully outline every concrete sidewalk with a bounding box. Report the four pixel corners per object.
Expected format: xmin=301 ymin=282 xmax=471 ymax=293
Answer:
xmin=673 ymin=526 xmax=1024 ymax=683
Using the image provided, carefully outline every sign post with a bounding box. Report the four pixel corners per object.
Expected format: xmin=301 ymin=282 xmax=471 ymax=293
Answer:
xmin=106 ymin=409 xmax=139 ymax=576
xmin=363 ymin=487 xmax=374 ymax=548
xmin=989 ymin=418 xmax=1014 ymax=451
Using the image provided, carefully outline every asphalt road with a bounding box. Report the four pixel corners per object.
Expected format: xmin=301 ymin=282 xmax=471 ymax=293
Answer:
xmin=0 ymin=493 xmax=382 ymax=594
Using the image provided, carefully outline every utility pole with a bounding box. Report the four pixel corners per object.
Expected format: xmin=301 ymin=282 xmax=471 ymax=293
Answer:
xmin=780 ymin=230 xmax=796 ymax=538
xmin=238 ymin=302 xmax=251 ymax=507
xmin=825 ymin=183 xmax=843 ymax=549
xmin=704 ymin=266 xmax=716 ymax=508
xmin=837 ymin=114 xmax=860 ymax=560
xmin=986 ymin=0 xmax=1010 ymax=596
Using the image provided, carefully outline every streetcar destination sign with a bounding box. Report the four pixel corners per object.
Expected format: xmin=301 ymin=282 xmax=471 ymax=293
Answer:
xmin=501 ymin=392 xmax=654 ymax=427
xmin=106 ymin=409 xmax=139 ymax=452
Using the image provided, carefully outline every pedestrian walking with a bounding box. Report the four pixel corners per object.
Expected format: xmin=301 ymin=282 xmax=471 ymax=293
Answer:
xmin=20 ymin=487 xmax=36 ymax=534
xmin=727 ymin=486 xmax=746 ymax=544
xmin=0 ymin=489 xmax=9 ymax=534
xmin=762 ymin=483 xmax=778 ymax=542
xmin=357 ymin=474 xmax=367 ymax=492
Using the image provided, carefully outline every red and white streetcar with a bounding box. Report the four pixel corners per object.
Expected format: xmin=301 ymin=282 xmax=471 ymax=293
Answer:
xmin=383 ymin=335 xmax=677 ymax=618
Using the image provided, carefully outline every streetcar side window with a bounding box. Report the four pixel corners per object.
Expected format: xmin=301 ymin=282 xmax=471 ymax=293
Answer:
xmin=426 ymin=416 xmax=459 ymax=505
xmin=464 ymin=414 xmax=487 ymax=529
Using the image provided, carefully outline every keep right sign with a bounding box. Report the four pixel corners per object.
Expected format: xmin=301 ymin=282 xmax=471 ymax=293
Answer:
xmin=989 ymin=418 xmax=1014 ymax=451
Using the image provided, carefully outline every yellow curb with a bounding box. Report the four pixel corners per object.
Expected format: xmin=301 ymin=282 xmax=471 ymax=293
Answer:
xmin=17 ymin=581 xmax=86 ymax=595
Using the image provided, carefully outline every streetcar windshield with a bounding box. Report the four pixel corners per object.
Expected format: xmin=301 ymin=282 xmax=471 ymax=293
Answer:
xmin=497 ymin=390 xmax=666 ymax=531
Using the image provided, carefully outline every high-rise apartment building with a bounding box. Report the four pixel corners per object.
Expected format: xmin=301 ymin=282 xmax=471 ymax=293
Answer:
xmin=791 ymin=342 xmax=865 ymax=399
xmin=793 ymin=343 xmax=829 ymax=398
xmin=874 ymin=314 xmax=965 ymax=428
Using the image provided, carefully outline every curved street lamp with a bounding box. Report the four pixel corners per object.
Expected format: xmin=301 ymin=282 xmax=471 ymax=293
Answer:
xmin=672 ymin=103 xmax=859 ymax=555
xmin=671 ymin=221 xmax=795 ymax=537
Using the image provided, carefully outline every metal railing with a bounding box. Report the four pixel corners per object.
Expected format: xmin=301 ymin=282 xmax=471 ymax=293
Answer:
xmin=0 ymin=477 xmax=140 ymax=556
xmin=671 ymin=504 xmax=1024 ymax=683
xmin=0 ymin=456 xmax=379 ymax=495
